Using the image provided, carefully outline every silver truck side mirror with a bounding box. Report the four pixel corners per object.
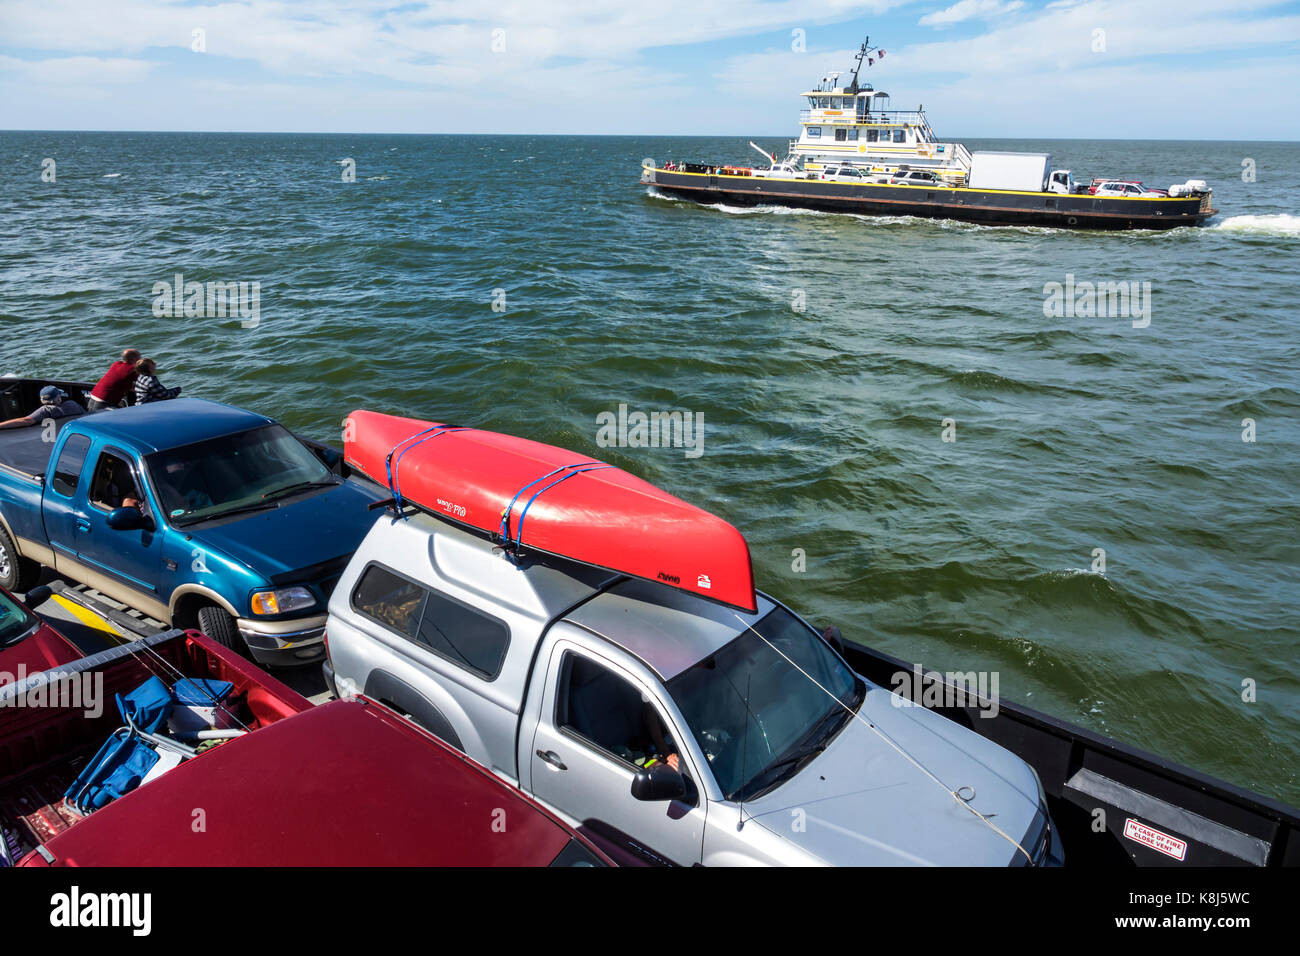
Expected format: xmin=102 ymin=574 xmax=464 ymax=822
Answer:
xmin=630 ymin=764 xmax=687 ymax=802
xmin=821 ymin=625 xmax=846 ymax=656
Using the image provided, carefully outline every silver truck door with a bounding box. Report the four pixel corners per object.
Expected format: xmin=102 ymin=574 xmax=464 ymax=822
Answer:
xmin=528 ymin=642 xmax=706 ymax=866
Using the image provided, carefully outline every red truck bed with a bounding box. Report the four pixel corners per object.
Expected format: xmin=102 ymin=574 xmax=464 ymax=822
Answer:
xmin=22 ymin=698 xmax=610 ymax=866
xmin=3 ymin=626 xmax=612 ymax=866
xmin=0 ymin=628 xmax=310 ymax=863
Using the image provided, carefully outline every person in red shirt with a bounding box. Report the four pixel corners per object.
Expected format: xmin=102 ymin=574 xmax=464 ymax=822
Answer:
xmin=86 ymin=348 xmax=141 ymax=411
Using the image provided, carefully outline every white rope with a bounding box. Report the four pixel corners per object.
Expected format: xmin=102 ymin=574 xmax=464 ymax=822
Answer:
xmin=733 ymin=614 xmax=1035 ymax=864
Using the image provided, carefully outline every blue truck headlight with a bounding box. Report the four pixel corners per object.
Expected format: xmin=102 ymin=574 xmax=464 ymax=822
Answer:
xmin=250 ymin=587 xmax=316 ymax=615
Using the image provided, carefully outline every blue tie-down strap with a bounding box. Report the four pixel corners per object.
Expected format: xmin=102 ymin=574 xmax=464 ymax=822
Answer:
xmin=116 ymin=675 xmax=173 ymax=733
xmin=384 ymin=425 xmax=468 ymax=518
xmin=64 ymin=729 xmax=160 ymax=814
xmin=498 ymin=462 xmax=613 ymax=553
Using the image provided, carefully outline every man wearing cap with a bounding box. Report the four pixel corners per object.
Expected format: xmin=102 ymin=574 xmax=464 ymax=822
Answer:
xmin=86 ymin=348 xmax=141 ymax=411
xmin=0 ymin=386 xmax=87 ymax=430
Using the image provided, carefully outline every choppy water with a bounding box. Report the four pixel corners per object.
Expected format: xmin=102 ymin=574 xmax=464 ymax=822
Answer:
xmin=1 ymin=131 xmax=1297 ymax=804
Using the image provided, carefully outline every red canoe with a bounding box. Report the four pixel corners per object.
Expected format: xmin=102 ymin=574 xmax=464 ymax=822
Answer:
xmin=343 ymin=410 xmax=757 ymax=612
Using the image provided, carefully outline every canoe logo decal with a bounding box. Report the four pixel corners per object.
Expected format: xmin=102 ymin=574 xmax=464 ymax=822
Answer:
xmin=697 ymin=574 xmax=712 ymax=589
xmin=436 ymin=497 xmax=467 ymax=519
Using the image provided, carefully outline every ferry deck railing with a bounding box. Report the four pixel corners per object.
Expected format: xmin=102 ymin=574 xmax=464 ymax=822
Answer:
xmin=798 ymin=109 xmax=929 ymax=127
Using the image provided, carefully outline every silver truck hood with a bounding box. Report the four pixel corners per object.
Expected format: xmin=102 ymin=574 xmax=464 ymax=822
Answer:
xmin=741 ymin=687 xmax=1043 ymax=866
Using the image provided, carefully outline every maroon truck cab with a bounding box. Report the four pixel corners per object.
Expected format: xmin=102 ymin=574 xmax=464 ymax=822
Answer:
xmin=0 ymin=586 xmax=84 ymax=684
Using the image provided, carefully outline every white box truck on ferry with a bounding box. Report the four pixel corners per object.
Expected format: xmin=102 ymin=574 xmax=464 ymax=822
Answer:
xmin=966 ymin=151 xmax=1076 ymax=193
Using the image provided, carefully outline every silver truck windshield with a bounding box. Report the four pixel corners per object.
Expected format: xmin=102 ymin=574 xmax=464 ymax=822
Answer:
xmin=667 ymin=608 xmax=863 ymax=801
xmin=147 ymin=425 xmax=334 ymax=526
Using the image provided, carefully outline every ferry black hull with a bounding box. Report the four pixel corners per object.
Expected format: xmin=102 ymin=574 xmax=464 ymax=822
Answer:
xmin=644 ymin=168 xmax=1215 ymax=231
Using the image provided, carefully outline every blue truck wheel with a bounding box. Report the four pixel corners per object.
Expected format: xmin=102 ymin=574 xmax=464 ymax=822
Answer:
xmin=196 ymin=604 xmax=247 ymax=657
xmin=0 ymin=525 xmax=39 ymax=593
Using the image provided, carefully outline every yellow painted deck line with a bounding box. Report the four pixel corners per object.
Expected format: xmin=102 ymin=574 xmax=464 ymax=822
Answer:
xmin=52 ymin=593 xmax=128 ymax=643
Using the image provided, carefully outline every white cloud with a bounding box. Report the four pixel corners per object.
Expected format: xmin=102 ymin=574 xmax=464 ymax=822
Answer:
xmin=0 ymin=0 xmax=920 ymax=130
xmin=0 ymin=1 xmax=913 ymax=75
xmin=710 ymin=0 xmax=1300 ymax=139
xmin=919 ymin=0 xmax=1025 ymax=28
xmin=0 ymin=54 xmax=156 ymax=86
xmin=903 ymin=0 xmax=1300 ymax=76
xmin=0 ymin=0 xmax=1296 ymax=136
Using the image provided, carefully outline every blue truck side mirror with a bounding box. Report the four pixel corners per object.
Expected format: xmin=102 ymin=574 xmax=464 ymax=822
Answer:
xmin=106 ymin=506 xmax=145 ymax=531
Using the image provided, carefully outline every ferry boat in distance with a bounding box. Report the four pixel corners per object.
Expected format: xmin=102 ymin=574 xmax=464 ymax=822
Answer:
xmin=641 ymin=37 xmax=1217 ymax=230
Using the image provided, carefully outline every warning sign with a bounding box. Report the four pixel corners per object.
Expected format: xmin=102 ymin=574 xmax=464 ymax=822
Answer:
xmin=1123 ymin=818 xmax=1188 ymax=861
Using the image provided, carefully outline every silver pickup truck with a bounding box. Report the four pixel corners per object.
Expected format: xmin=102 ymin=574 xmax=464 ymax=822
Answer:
xmin=323 ymin=509 xmax=1062 ymax=866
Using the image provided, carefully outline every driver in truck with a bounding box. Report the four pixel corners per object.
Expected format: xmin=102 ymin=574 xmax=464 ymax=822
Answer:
xmin=91 ymin=457 xmax=142 ymax=511
xmin=563 ymin=655 xmax=681 ymax=772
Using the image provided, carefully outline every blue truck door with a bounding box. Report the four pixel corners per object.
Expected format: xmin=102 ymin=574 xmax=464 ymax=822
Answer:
xmin=72 ymin=445 xmax=165 ymax=598
xmin=41 ymin=432 xmax=94 ymax=577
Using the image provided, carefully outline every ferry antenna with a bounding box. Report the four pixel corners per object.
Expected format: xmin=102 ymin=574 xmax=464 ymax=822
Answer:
xmin=847 ymin=35 xmax=882 ymax=93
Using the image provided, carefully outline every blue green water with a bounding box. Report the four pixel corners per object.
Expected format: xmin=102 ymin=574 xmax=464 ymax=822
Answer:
xmin=1 ymin=131 xmax=1298 ymax=803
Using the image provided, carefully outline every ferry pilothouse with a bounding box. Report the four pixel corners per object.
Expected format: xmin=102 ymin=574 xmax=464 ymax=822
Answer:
xmin=641 ymin=37 xmax=1217 ymax=231
xmin=789 ymin=53 xmax=970 ymax=185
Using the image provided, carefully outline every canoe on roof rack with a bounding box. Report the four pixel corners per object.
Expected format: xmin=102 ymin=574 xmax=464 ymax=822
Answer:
xmin=342 ymin=410 xmax=757 ymax=612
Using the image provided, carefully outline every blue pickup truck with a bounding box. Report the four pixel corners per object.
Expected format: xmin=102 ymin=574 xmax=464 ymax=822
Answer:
xmin=0 ymin=386 xmax=384 ymax=665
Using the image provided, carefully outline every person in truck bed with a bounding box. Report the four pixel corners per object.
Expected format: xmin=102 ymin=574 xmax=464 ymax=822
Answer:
xmin=0 ymin=386 xmax=86 ymax=430
xmin=86 ymin=348 xmax=141 ymax=411
xmin=133 ymin=357 xmax=182 ymax=404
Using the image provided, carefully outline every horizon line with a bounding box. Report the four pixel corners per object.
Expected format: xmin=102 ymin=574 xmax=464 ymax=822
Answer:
xmin=3 ymin=129 xmax=1298 ymax=145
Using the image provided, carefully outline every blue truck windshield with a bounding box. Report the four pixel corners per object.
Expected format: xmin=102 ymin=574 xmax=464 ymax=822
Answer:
xmin=146 ymin=425 xmax=333 ymax=526
xmin=667 ymin=608 xmax=862 ymax=801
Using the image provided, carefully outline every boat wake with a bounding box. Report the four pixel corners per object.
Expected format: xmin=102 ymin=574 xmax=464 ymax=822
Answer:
xmin=646 ymin=187 xmax=830 ymax=217
xmin=1209 ymin=214 xmax=1300 ymax=238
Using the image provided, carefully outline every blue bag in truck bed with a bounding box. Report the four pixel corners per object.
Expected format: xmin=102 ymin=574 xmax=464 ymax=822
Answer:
xmin=63 ymin=676 xmax=175 ymax=814
xmin=168 ymin=678 xmax=235 ymax=735
xmin=172 ymin=678 xmax=233 ymax=706
xmin=116 ymin=675 xmax=172 ymax=733
xmin=64 ymin=730 xmax=160 ymax=813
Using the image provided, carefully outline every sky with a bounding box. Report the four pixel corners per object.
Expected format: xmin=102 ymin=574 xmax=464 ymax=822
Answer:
xmin=1 ymin=0 xmax=1298 ymax=139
